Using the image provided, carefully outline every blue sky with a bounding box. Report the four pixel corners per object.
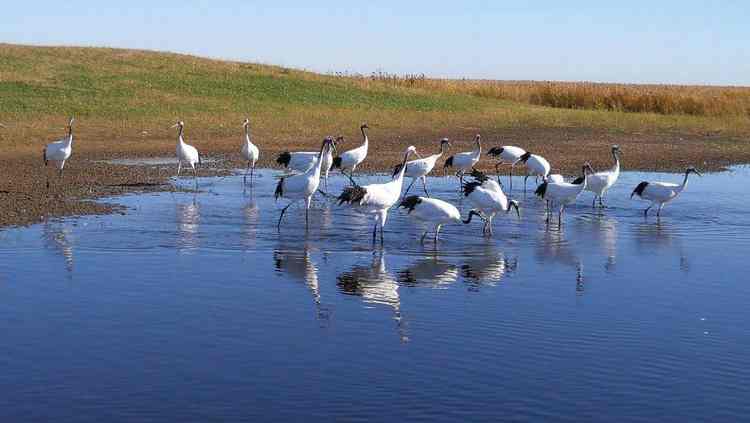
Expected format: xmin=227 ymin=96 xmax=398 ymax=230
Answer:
xmin=2 ymin=1 xmax=747 ymax=85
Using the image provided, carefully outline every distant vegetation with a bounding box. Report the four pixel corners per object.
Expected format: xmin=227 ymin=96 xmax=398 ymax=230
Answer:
xmin=335 ymin=71 xmax=750 ymax=117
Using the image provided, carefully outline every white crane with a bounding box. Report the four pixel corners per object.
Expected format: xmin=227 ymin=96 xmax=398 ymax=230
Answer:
xmin=399 ymin=195 xmax=482 ymax=244
xmin=274 ymin=137 xmax=335 ymax=229
xmin=443 ymin=134 xmax=481 ymax=189
xmin=171 ymin=121 xmax=201 ymax=185
xmin=487 ymin=145 xmax=526 ymax=191
xmin=337 ymin=145 xmax=418 ymax=244
xmin=631 ymin=167 xmax=701 ymax=217
xmin=240 ymin=118 xmax=260 ymax=186
xmin=581 ymin=145 xmax=622 ymax=207
xmin=462 ymin=170 xmax=520 ymax=236
xmin=332 ymin=123 xmax=369 ymax=184
xmin=535 ymin=164 xmax=593 ymax=228
xmin=392 ymin=138 xmax=450 ymax=197
xmin=43 ymin=117 xmax=75 ymax=189
xmin=518 ymin=151 xmax=551 ymax=192
xmin=275 ymin=137 xmax=338 ymax=192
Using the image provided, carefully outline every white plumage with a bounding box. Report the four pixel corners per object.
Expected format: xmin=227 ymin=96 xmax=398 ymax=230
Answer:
xmin=275 ymin=137 xmax=335 ymax=229
xmin=487 ymin=145 xmax=526 ymax=191
xmin=332 ymin=123 xmax=369 ymax=183
xmin=240 ymin=118 xmax=260 ymax=185
xmin=631 ymin=167 xmax=701 ymax=217
xmin=535 ymin=164 xmax=593 ymax=227
xmin=547 ymin=174 xmax=565 ymax=183
xmin=583 ymin=145 xmax=621 ymax=207
xmin=338 ymin=145 xmax=418 ymax=244
xmin=43 ymin=117 xmax=75 ymax=183
xmin=462 ymin=170 xmax=520 ymax=236
xmin=171 ymin=121 xmax=201 ymax=183
xmin=394 ymin=138 xmax=450 ymax=197
xmin=518 ymin=151 xmax=551 ymax=192
xmin=443 ymin=134 xmax=481 ymax=189
xmin=275 ymin=137 xmax=337 ymax=191
xmin=399 ymin=195 xmax=480 ymax=243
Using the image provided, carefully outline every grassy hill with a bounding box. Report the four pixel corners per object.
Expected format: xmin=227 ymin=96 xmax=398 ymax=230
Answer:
xmin=1 ymin=43 xmax=749 ymax=173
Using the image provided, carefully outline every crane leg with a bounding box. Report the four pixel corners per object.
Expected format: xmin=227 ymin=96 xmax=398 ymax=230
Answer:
xmin=434 ymin=224 xmax=442 ymax=243
xmin=244 ymin=162 xmax=251 ymax=185
xmin=421 ymin=177 xmax=430 ymax=197
xmin=277 ymin=203 xmax=292 ymax=231
xmin=403 ymin=178 xmax=416 ymax=197
xmin=656 ymin=203 xmax=663 ymax=217
xmin=372 ymin=222 xmax=378 ymax=244
xmin=592 ymin=196 xmax=597 ymax=208
xmin=644 ymin=205 xmax=652 ymax=217
xmin=599 ymin=196 xmax=605 ymax=208
xmin=177 ymin=162 xmax=181 ymax=177
xmin=509 ymin=166 xmax=514 ymax=193
xmin=251 ymin=165 xmax=255 ymax=186
xmin=346 ymin=171 xmax=357 ymax=186
xmin=380 ymin=224 xmax=384 ymax=245
xmin=558 ymin=205 xmax=565 ymax=230
xmin=459 ymin=172 xmax=464 ymax=192
xmin=524 ymin=175 xmax=529 ymax=193
xmin=420 ymin=231 xmax=428 ymax=245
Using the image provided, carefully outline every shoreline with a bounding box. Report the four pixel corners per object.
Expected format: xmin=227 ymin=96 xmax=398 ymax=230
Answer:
xmin=1 ymin=133 xmax=746 ymax=229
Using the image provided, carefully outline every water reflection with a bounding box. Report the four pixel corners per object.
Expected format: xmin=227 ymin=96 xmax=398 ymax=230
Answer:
xmin=577 ymin=214 xmax=618 ymax=272
xmin=535 ymin=228 xmax=586 ymax=293
xmin=273 ymin=243 xmax=329 ymax=322
xmin=460 ymin=245 xmax=518 ymax=291
xmin=176 ymin=197 xmax=200 ymax=252
xmin=633 ymin=220 xmax=690 ymax=273
xmin=242 ymin=193 xmax=259 ymax=246
xmin=42 ymin=220 xmax=74 ymax=275
xmin=397 ymin=253 xmax=459 ymax=288
xmin=337 ymin=251 xmax=409 ymax=342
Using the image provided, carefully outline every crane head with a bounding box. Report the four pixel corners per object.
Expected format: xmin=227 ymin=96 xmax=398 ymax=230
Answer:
xmin=170 ymin=121 xmax=184 ymax=129
xmin=686 ymin=167 xmax=702 ymax=177
xmin=360 ymin=123 xmax=369 ymax=130
xmin=440 ymin=138 xmax=451 ymax=148
xmin=242 ymin=118 xmax=250 ymax=127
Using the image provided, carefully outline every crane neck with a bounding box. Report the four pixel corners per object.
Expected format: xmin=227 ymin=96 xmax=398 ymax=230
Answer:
xmin=394 ymin=149 xmax=412 ymax=184
xmin=360 ymin=126 xmax=369 ymax=149
xmin=177 ymin=125 xmax=185 ymax=145
xmin=473 ymin=138 xmax=482 ymax=156
xmin=244 ymin=124 xmax=251 ymax=143
xmin=611 ymin=151 xmax=620 ymax=173
xmin=680 ymin=170 xmax=691 ymax=190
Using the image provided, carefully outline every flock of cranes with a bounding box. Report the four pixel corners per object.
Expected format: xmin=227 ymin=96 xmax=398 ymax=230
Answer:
xmin=13 ymin=117 xmax=702 ymax=245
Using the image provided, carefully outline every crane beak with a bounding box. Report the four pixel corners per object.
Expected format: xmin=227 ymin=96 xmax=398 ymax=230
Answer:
xmin=695 ymin=170 xmax=703 ymax=177
xmin=170 ymin=123 xmax=180 ymax=129
xmin=0 ymin=123 xmax=5 ymax=128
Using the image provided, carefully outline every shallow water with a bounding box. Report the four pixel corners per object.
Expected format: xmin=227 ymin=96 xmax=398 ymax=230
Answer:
xmin=1 ymin=166 xmax=749 ymax=422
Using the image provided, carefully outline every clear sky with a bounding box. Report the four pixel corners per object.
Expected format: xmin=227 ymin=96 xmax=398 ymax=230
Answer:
xmin=2 ymin=1 xmax=748 ymax=85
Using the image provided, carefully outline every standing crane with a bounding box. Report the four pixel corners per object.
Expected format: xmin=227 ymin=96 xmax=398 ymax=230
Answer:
xmin=338 ymin=145 xmax=418 ymax=244
xmin=274 ymin=137 xmax=335 ymax=230
xmin=631 ymin=167 xmax=701 ymax=217
xmin=240 ymin=118 xmax=260 ymax=186
xmin=443 ymin=134 xmax=481 ymax=190
xmin=171 ymin=121 xmax=201 ymax=186
xmin=392 ymin=137 xmax=450 ymax=197
xmin=332 ymin=123 xmax=369 ymax=184
xmin=43 ymin=117 xmax=75 ymax=189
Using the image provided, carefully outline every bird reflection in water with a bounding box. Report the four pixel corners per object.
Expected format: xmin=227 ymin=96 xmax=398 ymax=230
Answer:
xmin=536 ymin=227 xmax=587 ymax=294
xmin=397 ymin=253 xmax=459 ymax=288
xmin=576 ymin=214 xmax=618 ymax=273
xmin=460 ymin=245 xmax=518 ymax=292
xmin=42 ymin=220 xmax=75 ymax=275
xmin=633 ymin=220 xmax=690 ymax=273
xmin=176 ymin=196 xmax=200 ymax=252
xmin=336 ymin=250 xmax=409 ymax=343
xmin=273 ymin=244 xmax=330 ymax=323
xmin=241 ymin=191 xmax=260 ymax=246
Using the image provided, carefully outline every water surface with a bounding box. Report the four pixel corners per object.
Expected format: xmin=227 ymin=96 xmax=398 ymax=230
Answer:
xmin=1 ymin=166 xmax=749 ymax=422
